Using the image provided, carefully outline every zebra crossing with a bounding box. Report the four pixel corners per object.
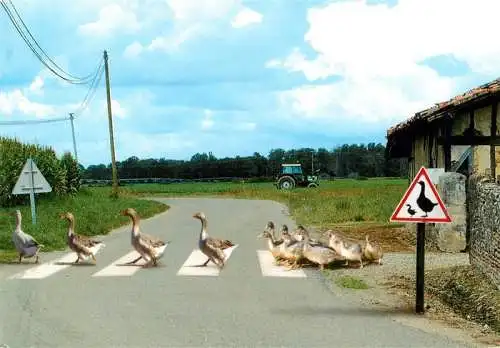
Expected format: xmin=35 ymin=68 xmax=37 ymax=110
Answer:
xmin=5 ymin=245 xmax=309 ymax=280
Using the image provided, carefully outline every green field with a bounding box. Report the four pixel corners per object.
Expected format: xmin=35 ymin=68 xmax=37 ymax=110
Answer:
xmin=121 ymin=178 xmax=407 ymax=227
xmin=0 ymin=177 xmax=409 ymax=263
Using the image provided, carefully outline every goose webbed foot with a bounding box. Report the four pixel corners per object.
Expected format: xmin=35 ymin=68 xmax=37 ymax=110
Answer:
xmin=125 ymin=255 xmax=143 ymax=265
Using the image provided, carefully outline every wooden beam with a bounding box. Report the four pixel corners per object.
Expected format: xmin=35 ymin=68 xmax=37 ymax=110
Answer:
xmin=437 ymin=135 xmax=500 ymax=146
xmin=491 ymin=101 xmax=498 ymax=178
xmin=427 ymin=131 xmax=434 ymax=167
xmin=443 ymin=115 xmax=452 ymax=171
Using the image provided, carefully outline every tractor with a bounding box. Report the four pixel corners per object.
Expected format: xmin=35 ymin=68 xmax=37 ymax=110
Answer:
xmin=274 ymin=163 xmax=320 ymax=190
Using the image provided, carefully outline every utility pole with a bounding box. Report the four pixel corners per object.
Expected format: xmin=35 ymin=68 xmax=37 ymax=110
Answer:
xmin=68 ymin=113 xmax=78 ymax=163
xmin=103 ymin=50 xmax=119 ymax=197
xmin=311 ymin=150 xmax=314 ymax=173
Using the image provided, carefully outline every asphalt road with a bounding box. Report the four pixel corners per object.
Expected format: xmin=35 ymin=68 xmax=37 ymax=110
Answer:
xmin=0 ymin=197 xmax=477 ymax=347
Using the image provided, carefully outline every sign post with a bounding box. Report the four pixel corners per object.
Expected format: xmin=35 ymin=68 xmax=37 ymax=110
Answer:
xmin=390 ymin=166 xmax=452 ymax=314
xmin=12 ymin=158 xmax=52 ymax=225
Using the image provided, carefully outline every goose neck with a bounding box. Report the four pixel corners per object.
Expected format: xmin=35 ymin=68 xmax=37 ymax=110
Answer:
xmin=199 ymin=217 xmax=208 ymax=240
xmin=67 ymin=218 xmax=75 ymax=236
xmin=131 ymin=214 xmax=140 ymax=236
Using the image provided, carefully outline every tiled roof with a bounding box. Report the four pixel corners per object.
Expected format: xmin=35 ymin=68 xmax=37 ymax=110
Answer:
xmin=387 ymin=77 xmax=500 ymax=137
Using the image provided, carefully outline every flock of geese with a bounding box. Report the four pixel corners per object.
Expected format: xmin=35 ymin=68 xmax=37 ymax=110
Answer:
xmin=10 ymin=208 xmax=383 ymax=272
xmin=10 ymin=208 xmax=234 ymax=269
xmin=258 ymin=222 xmax=384 ymax=271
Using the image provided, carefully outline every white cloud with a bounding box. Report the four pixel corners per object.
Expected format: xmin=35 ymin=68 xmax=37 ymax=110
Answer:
xmin=78 ymin=3 xmax=141 ymax=36
xmin=231 ymin=8 xmax=263 ymax=28
xmin=123 ymin=42 xmax=143 ymax=59
xmin=270 ymin=0 xmax=500 ymax=123
xmin=201 ymin=109 xmax=214 ymax=130
xmin=28 ymin=76 xmax=44 ymax=95
xmin=140 ymin=0 xmax=261 ymax=55
xmin=0 ymin=89 xmax=55 ymax=118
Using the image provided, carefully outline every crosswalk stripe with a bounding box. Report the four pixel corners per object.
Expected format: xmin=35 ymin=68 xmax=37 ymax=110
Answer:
xmin=176 ymin=245 xmax=239 ymax=276
xmin=9 ymin=252 xmax=80 ymax=280
xmin=92 ymin=251 xmax=145 ymax=277
xmin=256 ymin=250 xmax=307 ymax=278
xmin=92 ymin=244 xmax=169 ymax=277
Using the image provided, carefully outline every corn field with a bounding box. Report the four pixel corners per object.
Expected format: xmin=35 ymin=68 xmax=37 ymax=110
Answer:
xmin=0 ymin=137 xmax=81 ymax=207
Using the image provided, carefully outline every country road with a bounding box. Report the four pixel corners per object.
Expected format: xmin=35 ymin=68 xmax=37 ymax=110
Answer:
xmin=0 ymin=197 xmax=477 ymax=347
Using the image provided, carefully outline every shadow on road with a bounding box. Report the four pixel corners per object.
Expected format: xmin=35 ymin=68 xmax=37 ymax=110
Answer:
xmin=271 ymin=305 xmax=416 ymax=317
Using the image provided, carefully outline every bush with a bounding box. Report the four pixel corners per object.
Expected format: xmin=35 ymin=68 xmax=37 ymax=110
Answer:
xmin=0 ymin=137 xmax=76 ymax=207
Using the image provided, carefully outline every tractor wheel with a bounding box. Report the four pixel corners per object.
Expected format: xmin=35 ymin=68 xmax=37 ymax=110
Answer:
xmin=278 ymin=176 xmax=295 ymax=190
xmin=307 ymin=182 xmax=318 ymax=188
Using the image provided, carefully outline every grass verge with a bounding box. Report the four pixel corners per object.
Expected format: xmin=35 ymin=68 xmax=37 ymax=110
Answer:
xmin=0 ymin=187 xmax=169 ymax=263
xmin=335 ymin=275 xmax=370 ymax=290
xmin=118 ymin=178 xmax=412 ymax=251
xmin=426 ymin=265 xmax=500 ymax=334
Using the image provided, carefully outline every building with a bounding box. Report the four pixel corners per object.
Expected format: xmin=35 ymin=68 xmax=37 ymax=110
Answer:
xmin=386 ymin=77 xmax=500 ymax=181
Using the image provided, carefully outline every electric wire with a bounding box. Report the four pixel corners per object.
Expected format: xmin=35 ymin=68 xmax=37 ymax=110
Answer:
xmin=0 ymin=117 xmax=69 ymax=125
xmin=72 ymin=59 xmax=105 ymax=116
xmin=0 ymin=0 xmax=96 ymax=84
xmin=6 ymin=0 xmax=96 ymax=83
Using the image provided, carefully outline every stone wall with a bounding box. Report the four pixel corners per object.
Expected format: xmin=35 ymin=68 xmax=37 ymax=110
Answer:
xmin=430 ymin=172 xmax=467 ymax=252
xmin=467 ymin=174 xmax=500 ymax=290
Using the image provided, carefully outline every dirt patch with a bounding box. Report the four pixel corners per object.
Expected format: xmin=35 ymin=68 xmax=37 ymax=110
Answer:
xmin=306 ymin=224 xmax=415 ymax=252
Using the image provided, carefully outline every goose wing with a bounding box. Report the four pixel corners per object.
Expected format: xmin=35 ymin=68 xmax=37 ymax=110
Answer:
xmin=140 ymin=232 xmax=166 ymax=247
xmin=207 ymin=236 xmax=234 ymax=250
xmin=16 ymin=230 xmax=42 ymax=249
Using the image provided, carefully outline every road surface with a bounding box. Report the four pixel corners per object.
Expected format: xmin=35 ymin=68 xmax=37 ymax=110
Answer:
xmin=0 ymin=198 xmax=477 ymax=347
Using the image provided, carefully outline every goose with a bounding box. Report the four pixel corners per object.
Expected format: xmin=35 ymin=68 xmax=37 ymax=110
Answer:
xmin=279 ymin=228 xmax=305 ymax=270
xmin=327 ymin=231 xmax=364 ymax=268
xmin=257 ymin=230 xmax=283 ymax=261
xmin=299 ymin=229 xmax=340 ymax=271
xmin=121 ymin=208 xmax=168 ymax=267
xmin=60 ymin=212 xmax=105 ymax=264
xmin=11 ymin=210 xmax=43 ymax=263
xmin=406 ymin=204 xmax=416 ymax=216
xmin=363 ymin=234 xmax=384 ymax=265
xmin=193 ymin=212 xmax=234 ymax=269
xmin=416 ymin=181 xmax=438 ymax=217
xmin=265 ymin=221 xmax=283 ymax=245
xmin=293 ymin=225 xmax=326 ymax=247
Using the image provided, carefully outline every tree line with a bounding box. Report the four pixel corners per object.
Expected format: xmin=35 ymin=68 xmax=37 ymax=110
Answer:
xmin=82 ymin=143 xmax=408 ymax=180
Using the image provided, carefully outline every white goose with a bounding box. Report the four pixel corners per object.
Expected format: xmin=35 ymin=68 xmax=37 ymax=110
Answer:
xmin=11 ymin=210 xmax=43 ymax=263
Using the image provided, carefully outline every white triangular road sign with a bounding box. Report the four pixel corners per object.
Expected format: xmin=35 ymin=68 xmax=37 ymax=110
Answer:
xmin=12 ymin=158 xmax=52 ymax=195
xmin=390 ymin=166 xmax=451 ymax=223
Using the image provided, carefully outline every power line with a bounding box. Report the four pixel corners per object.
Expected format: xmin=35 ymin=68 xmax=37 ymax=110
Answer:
xmin=0 ymin=0 xmax=96 ymax=84
xmin=0 ymin=116 xmax=69 ymax=125
xmin=72 ymin=59 xmax=105 ymax=116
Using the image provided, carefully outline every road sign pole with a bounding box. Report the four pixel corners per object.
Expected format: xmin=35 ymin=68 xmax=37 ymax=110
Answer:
xmin=389 ymin=166 xmax=453 ymax=316
xmin=28 ymin=157 xmax=37 ymax=225
xmin=415 ymin=222 xmax=425 ymax=314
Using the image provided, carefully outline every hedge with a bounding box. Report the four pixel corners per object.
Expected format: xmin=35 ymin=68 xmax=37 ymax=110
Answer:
xmin=0 ymin=137 xmax=81 ymax=207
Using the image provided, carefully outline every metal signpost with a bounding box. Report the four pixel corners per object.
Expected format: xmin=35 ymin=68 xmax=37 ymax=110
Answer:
xmin=11 ymin=158 xmax=52 ymax=225
xmin=390 ymin=166 xmax=452 ymax=314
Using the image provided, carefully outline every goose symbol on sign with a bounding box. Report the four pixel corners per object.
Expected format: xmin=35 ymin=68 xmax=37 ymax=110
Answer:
xmin=390 ymin=166 xmax=452 ymax=223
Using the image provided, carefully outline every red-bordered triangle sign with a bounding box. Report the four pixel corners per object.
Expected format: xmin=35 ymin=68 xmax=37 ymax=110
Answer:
xmin=390 ymin=166 xmax=452 ymax=223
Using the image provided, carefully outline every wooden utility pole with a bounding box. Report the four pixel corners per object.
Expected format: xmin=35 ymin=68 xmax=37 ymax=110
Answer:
xmin=103 ymin=50 xmax=119 ymax=197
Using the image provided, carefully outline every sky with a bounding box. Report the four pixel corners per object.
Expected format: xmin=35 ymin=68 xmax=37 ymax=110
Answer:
xmin=1 ymin=0 xmax=500 ymax=167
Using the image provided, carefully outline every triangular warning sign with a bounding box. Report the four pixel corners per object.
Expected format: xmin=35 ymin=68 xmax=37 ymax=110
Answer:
xmin=390 ymin=166 xmax=452 ymax=223
xmin=12 ymin=158 xmax=52 ymax=195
